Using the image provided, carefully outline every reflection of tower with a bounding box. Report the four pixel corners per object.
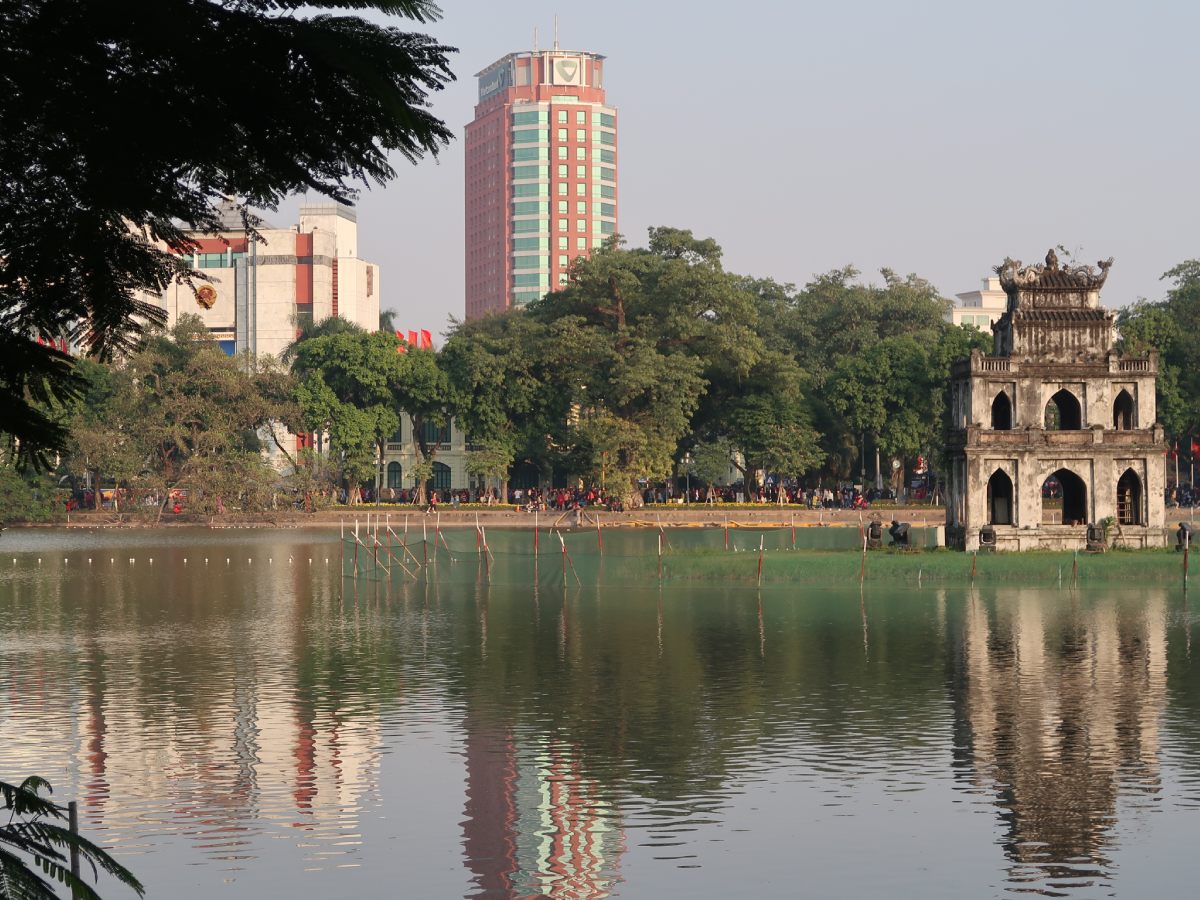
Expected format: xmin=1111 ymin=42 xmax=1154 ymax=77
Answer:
xmin=462 ymin=715 xmax=624 ymax=898
xmin=955 ymin=590 xmax=1168 ymax=890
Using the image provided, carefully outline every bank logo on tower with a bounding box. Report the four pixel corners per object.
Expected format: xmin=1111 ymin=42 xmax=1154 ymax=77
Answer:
xmin=554 ymin=57 xmax=581 ymax=85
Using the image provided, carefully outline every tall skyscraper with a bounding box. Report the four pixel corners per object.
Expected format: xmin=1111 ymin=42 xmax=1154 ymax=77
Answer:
xmin=465 ymin=46 xmax=618 ymax=319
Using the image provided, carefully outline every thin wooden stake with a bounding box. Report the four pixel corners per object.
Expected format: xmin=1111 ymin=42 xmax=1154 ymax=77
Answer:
xmin=534 ymin=510 xmax=539 ymax=556
xmin=757 ymin=535 xmax=764 ymax=586
xmin=596 ymin=512 xmax=603 ymax=554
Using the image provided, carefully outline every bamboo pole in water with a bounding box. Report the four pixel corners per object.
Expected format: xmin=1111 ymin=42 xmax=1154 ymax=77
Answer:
xmin=757 ymin=535 xmax=764 ymax=586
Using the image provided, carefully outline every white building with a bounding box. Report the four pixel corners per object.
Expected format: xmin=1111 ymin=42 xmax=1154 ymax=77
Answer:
xmin=951 ymin=275 xmax=1008 ymax=330
xmin=148 ymin=202 xmax=379 ymax=359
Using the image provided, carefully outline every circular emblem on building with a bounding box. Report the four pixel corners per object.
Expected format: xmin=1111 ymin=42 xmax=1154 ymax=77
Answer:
xmin=195 ymin=284 xmax=217 ymax=309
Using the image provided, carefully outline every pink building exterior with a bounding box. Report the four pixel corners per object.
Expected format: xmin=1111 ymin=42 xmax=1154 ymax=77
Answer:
xmin=465 ymin=49 xmax=618 ymax=319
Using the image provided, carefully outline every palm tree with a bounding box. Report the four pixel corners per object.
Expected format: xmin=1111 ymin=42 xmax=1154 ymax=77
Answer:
xmin=280 ymin=315 xmax=364 ymax=366
xmin=379 ymin=309 xmax=398 ymax=334
xmin=1 ymin=776 xmax=143 ymax=899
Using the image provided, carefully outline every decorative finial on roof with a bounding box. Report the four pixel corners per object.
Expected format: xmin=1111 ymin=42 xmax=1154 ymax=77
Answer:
xmin=994 ymin=252 xmax=1113 ymax=293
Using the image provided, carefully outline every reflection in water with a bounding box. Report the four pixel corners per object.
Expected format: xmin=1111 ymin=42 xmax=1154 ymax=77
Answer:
xmin=2 ymin=529 xmax=1199 ymax=899
xmin=955 ymin=589 xmax=1168 ymax=895
xmin=463 ymin=722 xmax=624 ymax=899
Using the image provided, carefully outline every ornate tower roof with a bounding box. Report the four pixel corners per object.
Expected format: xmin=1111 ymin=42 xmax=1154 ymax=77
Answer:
xmin=992 ymin=249 xmax=1115 ymax=361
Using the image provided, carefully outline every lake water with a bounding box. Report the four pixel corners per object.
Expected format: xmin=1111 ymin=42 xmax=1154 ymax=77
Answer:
xmin=2 ymin=527 xmax=1199 ymax=899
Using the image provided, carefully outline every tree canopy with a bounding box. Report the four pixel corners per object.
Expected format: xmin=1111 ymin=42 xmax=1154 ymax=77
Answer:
xmin=0 ymin=0 xmax=455 ymax=465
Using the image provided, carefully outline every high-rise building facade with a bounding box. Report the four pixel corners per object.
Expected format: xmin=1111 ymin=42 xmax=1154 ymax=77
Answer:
xmin=465 ymin=48 xmax=618 ymax=319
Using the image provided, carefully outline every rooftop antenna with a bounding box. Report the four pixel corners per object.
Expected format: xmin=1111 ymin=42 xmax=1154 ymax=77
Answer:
xmin=553 ymin=15 xmax=560 ymax=50
xmin=533 ymin=26 xmax=538 ymax=52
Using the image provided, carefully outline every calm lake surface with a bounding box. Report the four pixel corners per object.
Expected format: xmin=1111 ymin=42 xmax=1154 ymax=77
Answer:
xmin=2 ymin=527 xmax=1199 ymax=899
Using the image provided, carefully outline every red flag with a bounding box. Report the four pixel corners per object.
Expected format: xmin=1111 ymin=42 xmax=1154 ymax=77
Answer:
xmin=395 ymin=330 xmax=407 ymax=353
xmin=407 ymin=330 xmax=418 ymax=347
xmin=1192 ymin=438 xmax=1200 ymax=457
xmin=420 ymin=329 xmax=432 ymax=349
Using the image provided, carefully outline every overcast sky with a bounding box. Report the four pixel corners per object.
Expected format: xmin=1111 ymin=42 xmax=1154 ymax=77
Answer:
xmin=284 ymin=0 xmax=1200 ymax=335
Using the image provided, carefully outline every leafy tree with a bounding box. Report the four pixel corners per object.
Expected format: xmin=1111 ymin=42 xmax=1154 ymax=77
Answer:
xmin=392 ymin=348 xmax=457 ymax=504
xmin=0 ymin=776 xmax=143 ymax=900
xmin=1117 ymin=261 xmax=1200 ymax=439
xmin=0 ymin=0 xmax=455 ymax=463
xmin=441 ymin=311 xmax=554 ymax=497
xmin=292 ymin=329 xmax=403 ymax=501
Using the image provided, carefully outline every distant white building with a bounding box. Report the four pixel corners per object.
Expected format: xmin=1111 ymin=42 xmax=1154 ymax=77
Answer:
xmin=147 ymin=201 xmax=379 ymax=359
xmin=951 ymin=275 xmax=1008 ymax=330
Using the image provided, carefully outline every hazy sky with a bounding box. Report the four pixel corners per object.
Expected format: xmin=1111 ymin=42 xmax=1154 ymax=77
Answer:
xmin=283 ymin=0 xmax=1200 ymax=335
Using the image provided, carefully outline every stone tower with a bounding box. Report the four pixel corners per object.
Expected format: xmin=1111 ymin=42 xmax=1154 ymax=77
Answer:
xmin=946 ymin=250 xmax=1165 ymax=551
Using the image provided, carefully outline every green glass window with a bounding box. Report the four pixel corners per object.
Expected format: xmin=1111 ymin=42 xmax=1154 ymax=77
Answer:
xmin=513 ymin=290 xmax=542 ymax=307
xmin=557 ymin=146 xmax=567 ymax=160
xmin=513 ymin=273 xmax=549 ymax=288
xmin=600 ymin=149 xmax=615 ymax=164
xmin=558 ymin=236 xmax=568 ymax=250
xmin=513 ymin=237 xmax=548 ymax=251
xmin=576 ymin=183 xmax=586 ymax=196
xmin=512 ymin=255 xmax=545 ymax=270
xmin=600 ymin=167 xmax=615 ymax=182
xmin=601 ymin=220 xmax=615 ymax=235
xmin=512 ymin=219 xmax=544 ymax=234
xmin=576 ymin=237 xmax=587 ymax=251
xmin=513 ymin=146 xmax=547 ymax=162
xmin=575 ymin=128 xmax=587 ymax=141
xmin=512 ymin=201 xmax=548 ymax=216
xmin=577 ymin=219 xmax=587 ymax=232
xmin=557 ymin=128 xmax=567 ymax=141
xmin=512 ymin=165 xmax=546 ymax=181
xmin=557 ymin=164 xmax=568 ymax=177
xmin=512 ymin=182 xmax=548 ymax=198
xmin=576 ymin=146 xmax=587 ymax=160
xmin=600 ymin=131 xmax=615 ymax=145
xmin=557 ymin=183 xmax=567 ymax=195
xmin=512 ymin=110 xmax=546 ymax=126
xmin=575 ymin=165 xmax=586 ymax=178
xmin=558 ymin=219 xmax=568 ymax=232
xmin=576 ymin=111 xmax=586 ymax=124
xmin=558 ymin=255 xmax=569 ymax=267
xmin=512 ymin=129 xmax=545 ymax=144
xmin=599 ymin=113 xmax=615 ymax=128
xmin=557 ymin=200 xmax=568 ymax=213
xmin=557 ymin=110 xmax=567 ymax=124
xmin=601 ymin=203 xmax=616 ymax=218
xmin=600 ymin=184 xmax=615 ymax=199
xmin=576 ymin=201 xmax=587 ymax=214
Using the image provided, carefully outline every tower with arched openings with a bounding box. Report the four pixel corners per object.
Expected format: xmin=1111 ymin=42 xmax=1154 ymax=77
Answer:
xmin=946 ymin=251 xmax=1166 ymax=550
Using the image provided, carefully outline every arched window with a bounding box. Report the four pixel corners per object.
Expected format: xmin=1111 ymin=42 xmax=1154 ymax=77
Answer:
xmin=987 ymin=469 xmax=1014 ymax=525
xmin=1117 ymin=468 xmax=1142 ymax=525
xmin=1042 ymin=469 xmax=1087 ymax=525
xmin=991 ymin=391 xmax=1013 ymax=430
xmin=386 ymin=461 xmax=403 ymax=489
xmin=1044 ymin=389 xmax=1082 ymax=430
xmin=430 ymin=461 xmax=452 ymax=493
xmin=1113 ymin=390 xmax=1135 ymax=430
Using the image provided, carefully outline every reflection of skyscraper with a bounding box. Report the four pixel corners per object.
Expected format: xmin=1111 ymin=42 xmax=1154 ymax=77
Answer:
xmin=463 ymin=717 xmax=624 ymax=898
xmin=954 ymin=590 xmax=1167 ymax=891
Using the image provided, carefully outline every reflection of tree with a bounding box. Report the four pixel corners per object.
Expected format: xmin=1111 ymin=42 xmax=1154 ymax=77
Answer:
xmin=952 ymin=590 xmax=1168 ymax=893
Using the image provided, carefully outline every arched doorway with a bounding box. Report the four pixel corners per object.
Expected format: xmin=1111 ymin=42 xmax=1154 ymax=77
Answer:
xmin=991 ymin=392 xmax=1013 ymax=430
xmin=987 ymin=469 xmax=1014 ymax=525
xmin=1112 ymin=390 xmax=1134 ymax=430
xmin=386 ymin=461 xmax=403 ymax=490
xmin=1044 ymin=389 xmax=1082 ymax=430
xmin=1042 ymin=469 xmax=1087 ymax=525
xmin=1117 ymin=468 xmax=1142 ymax=525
